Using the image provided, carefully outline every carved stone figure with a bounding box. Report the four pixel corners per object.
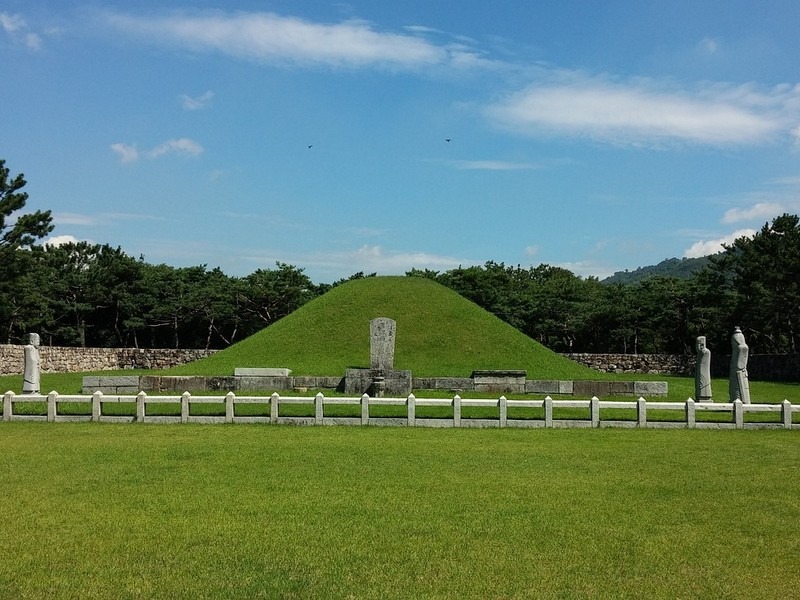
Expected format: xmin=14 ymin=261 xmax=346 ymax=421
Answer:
xmin=22 ymin=333 xmax=41 ymax=394
xmin=729 ymin=326 xmax=751 ymax=404
xmin=695 ymin=336 xmax=712 ymax=402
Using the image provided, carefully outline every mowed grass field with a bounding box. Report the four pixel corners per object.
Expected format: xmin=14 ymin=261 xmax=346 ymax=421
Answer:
xmin=1 ymin=423 xmax=798 ymax=599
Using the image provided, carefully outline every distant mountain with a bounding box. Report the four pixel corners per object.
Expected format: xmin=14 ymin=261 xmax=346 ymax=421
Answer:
xmin=602 ymin=256 xmax=712 ymax=285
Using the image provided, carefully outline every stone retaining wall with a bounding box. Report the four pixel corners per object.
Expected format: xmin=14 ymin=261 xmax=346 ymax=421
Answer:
xmin=563 ymin=353 xmax=695 ymax=375
xmin=0 ymin=345 xmax=217 ymax=375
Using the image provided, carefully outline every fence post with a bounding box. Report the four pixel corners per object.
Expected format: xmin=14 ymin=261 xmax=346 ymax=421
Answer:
xmin=225 ymin=392 xmax=235 ymax=424
xmin=782 ymin=400 xmax=792 ymax=429
xmin=637 ymin=397 xmax=647 ymax=428
xmin=453 ymin=394 xmax=461 ymax=428
xmin=407 ymin=394 xmax=416 ymax=427
xmin=315 ymin=393 xmax=324 ymax=425
xmin=733 ymin=399 xmax=744 ymax=429
xmin=590 ymin=396 xmax=600 ymax=428
xmin=181 ymin=392 xmax=190 ymax=423
xmin=544 ymin=396 xmax=553 ymax=428
xmin=136 ymin=391 xmax=146 ymax=423
xmin=499 ymin=396 xmax=507 ymax=428
xmin=361 ymin=394 xmax=370 ymax=425
xmin=686 ymin=398 xmax=696 ymax=429
xmin=3 ymin=391 xmax=13 ymax=421
xmin=47 ymin=391 xmax=57 ymax=422
xmin=92 ymin=391 xmax=103 ymax=422
xmin=270 ymin=392 xmax=279 ymax=424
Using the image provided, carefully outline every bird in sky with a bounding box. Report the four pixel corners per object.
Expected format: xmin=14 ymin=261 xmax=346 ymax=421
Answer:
xmin=445 ymin=138 xmax=451 ymax=142
xmin=307 ymin=145 xmax=313 ymax=149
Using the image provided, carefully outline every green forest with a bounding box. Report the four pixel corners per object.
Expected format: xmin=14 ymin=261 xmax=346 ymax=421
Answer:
xmin=3 ymin=158 xmax=799 ymax=355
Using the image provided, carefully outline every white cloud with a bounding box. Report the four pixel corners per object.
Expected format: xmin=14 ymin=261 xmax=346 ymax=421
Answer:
xmin=721 ymin=202 xmax=784 ymax=224
xmin=683 ymin=229 xmax=757 ymax=258
xmin=524 ymin=245 xmax=539 ymax=257
xmin=180 ymin=90 xmax=214 ymax=110
xmin=111 ymin=142 xmax=139 ymax=163
xmin=44 ymin=234 xmax=91 ymax=247
xmin=104 ymin=10 xmax=448 ymax=70
xmin=1 ymin=12 xmax=42 ymax=50
xmin=112 ymin=138 xmax=203 ymax=162
xmin=148 ymin=138 xmax=204 ymax=158
xmin=486 ymin=74 xmax=800 ymax=147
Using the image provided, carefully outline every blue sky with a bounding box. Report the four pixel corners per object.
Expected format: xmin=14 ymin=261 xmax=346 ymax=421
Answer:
xmin=3 ymin=1 xmax=800 ymax=283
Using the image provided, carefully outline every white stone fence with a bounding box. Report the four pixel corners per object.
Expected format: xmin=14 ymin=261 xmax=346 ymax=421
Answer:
xmin=2 ymin=391 xmax=797 ymax=430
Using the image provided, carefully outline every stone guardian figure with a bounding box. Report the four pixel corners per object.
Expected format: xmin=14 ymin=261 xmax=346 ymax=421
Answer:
xmin=729 ymin=326 xmax=750 ymax=404
xmin=695 ymin=335 xmax=712 ymax=402
xmin=22 ymin=333 xmax=41 ymax=394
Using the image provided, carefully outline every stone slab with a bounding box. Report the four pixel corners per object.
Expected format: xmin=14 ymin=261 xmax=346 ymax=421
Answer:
xmin=236 ymin=376 xmax=293 ymax=391
xmin=234 ymin=368 xmax=291 ymax=377
xmin=558 ymin=381 xmax=574 ymax=395
xmin=633 ymin=381 xmax=669 ymax=397
xmin=525 ymin=380 xmax=560 ymax=394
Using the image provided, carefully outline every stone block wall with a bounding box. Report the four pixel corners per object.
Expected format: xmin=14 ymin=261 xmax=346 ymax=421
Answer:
xmin=0 ymin=344 xmax=217 ymax=376
xmin=563 ymin=353 xmax=695 ymax=375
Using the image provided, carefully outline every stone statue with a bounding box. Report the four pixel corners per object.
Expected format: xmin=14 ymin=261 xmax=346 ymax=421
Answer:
xmin=694 ymin=335 xmax=712 ymax=402
xmin=729 ymin=326 xmax=750 ymax=404
xmin=22 ymin=333 xmax=41 ymax=394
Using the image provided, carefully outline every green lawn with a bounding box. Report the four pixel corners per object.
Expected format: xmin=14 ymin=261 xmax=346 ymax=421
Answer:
xmin=1 ymin=424 xmax=798 ymax=599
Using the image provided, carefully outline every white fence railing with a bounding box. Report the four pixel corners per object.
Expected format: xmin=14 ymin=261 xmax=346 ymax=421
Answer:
xmin=3 ymin=391 xmax=798 ymax=429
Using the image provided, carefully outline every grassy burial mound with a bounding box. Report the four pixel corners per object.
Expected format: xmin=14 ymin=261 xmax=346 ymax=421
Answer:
xmin=168 ymin=276 xmax=599 ymax=379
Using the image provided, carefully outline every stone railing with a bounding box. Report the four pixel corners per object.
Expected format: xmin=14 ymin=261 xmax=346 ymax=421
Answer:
xmin=0 ymin=345 xmax=217 ymax=376
xmin=3 ymin=390 xmax=797 ymax=430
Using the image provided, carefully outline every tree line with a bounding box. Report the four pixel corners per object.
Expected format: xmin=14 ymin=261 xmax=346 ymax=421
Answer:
xmin=2 ymin=158 xmax=798 ymax=354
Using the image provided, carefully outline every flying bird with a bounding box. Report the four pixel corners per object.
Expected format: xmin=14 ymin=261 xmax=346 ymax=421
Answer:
xmin=445 ymin=138 xmax=451 ymax=142
xmin=307 ymin=145 xmax=313 ymax=149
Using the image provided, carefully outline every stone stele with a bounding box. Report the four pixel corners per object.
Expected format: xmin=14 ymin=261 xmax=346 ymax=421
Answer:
xmin=370 ymin=317 xmax=396 ymax=372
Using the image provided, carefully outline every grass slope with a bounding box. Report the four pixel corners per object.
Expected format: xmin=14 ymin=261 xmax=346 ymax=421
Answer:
xmin=168 ymin=276 xmax=600 ymax=379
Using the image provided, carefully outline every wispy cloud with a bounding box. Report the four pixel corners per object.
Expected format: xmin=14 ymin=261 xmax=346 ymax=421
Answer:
xmin=111 ymin=138 xmax=204 ymax=162
xmin=180 ymin=90 xmax=214 ymax=110
xmin=486 ymin=73 xmax=800 ymax=147
xmin=242 ymin=244 xmax=471 ymax=277
xmin=448 ymin=159 xmax=545 ymax=171
xmin=53 ymin=212 xmax=166 ymax=226
xmin=721 ymin=202 xmax=784 ymax=224
xmin=111 ymin=143 xmax=139 ymax=163
xmin=683 ymin=229 xmax=756 ymax=258
xmin=148 ymin=138 xmax=204 ymax=158
xmin=555 ymin=260 xmax=615 ymax=280
xmin=103 ymin=10 xmax=449 ymax=70
xmin=1 ymin=12 xmax=42 ymax=50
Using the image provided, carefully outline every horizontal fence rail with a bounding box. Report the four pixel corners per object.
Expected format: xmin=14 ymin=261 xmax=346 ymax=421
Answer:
xmin=2 ymin=391 xmax=798 ymax=430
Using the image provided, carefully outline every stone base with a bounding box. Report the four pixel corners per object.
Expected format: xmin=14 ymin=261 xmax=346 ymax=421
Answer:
xmin=471 ymin=370 xmax=527 ymax=394
xmin=344 ymin=369 xmax=412 ymax=396
xmin=234 ymin=367 xmax=292 ymax=377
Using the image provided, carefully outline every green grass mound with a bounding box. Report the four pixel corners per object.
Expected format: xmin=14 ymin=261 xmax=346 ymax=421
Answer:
xmin=168 ymin=276 xmax=601 ymax=379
